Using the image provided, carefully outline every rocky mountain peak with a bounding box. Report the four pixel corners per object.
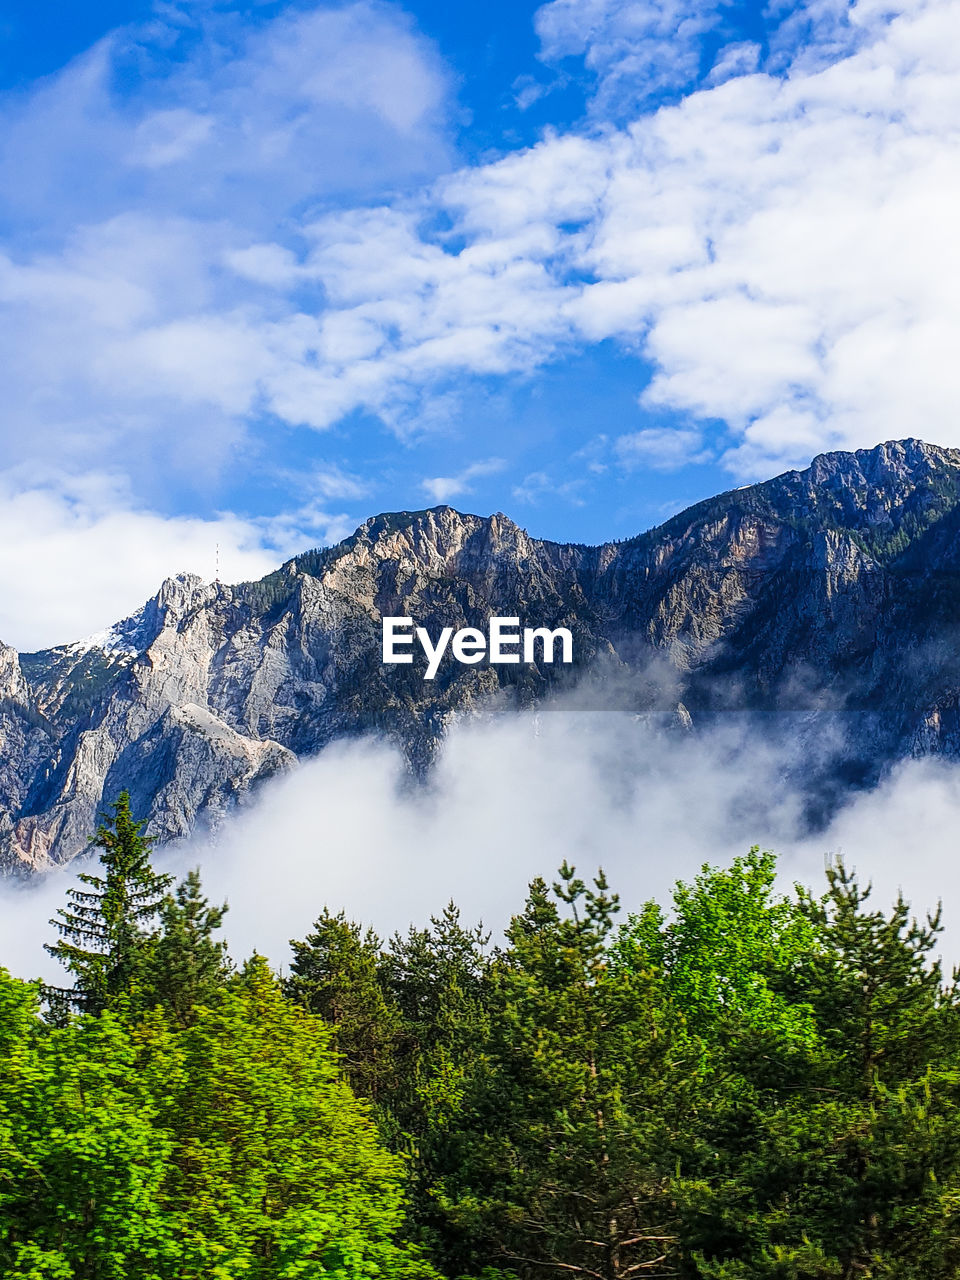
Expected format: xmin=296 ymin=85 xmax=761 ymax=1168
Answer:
xmin=155 ymin=572 xmax=211 ymax=613
xmin=318 ymin=506 xmax=535 ymax=582
xmin=0 ymin=643 xmax=29 ymax=706
xmin=8 ymin=437 xmax=960 ymax=872
xmin=806 ymin=438 xmax=960 ymax=487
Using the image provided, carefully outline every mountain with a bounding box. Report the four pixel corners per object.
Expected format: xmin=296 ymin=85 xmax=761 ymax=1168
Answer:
xmin=4 ymin=437 xmax=960 ymax=872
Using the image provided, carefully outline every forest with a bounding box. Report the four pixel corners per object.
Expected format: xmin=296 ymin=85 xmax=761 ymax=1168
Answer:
xmin=2 ymin=793 xmax=960 ymax=1279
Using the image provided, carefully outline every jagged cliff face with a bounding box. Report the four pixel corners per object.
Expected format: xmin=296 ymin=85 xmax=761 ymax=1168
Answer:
xmin=4 ymin=437 xmax=960 ymax=871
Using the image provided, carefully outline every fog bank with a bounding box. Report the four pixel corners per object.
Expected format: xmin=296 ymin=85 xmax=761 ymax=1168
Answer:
xmin=4 ymin=710 xmax=960 ymax=982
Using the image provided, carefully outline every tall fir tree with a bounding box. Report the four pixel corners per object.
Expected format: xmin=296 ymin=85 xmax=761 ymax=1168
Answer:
xmin=445 ymin=865 xmax=693 ymax=1280
xmin=137 ymin=869 xmax=232 ymax=1028
xmin=687 ymin=862 xmax=960 ymax=1280
xmin=285 ymin=908 xmax=402 ymax=1103
xmin=45 ymin=791 xmax=172 ymax=1015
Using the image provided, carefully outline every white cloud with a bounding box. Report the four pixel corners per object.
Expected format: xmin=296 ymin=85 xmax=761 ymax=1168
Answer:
xmin=0 ymin=2 xmax=452 ymax=475
xmin=2 ymin=0 xmax=960 ymax=488
xmin=6 ymin=710 xmax=960 ymax=983
xmin=532 ymin=0 xmax=891 ymax=110
xmin=286 ymin=0 xmax=960 ymax=476
xmin=421 ymin=458 xmax=505 ymax=503
xmin=706 ymin=41 xmax=762 ymax=85
xmin=0 ymin=3 xmax=451 ymax=231
xmin=0 ymin=471 xmax=356 ymax=651
xmin=534 ymin=0 xmax=728 ymax=108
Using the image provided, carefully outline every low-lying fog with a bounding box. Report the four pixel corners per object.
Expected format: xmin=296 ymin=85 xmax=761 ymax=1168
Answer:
xmin=5 ymin=708 xmax=960 ymax=980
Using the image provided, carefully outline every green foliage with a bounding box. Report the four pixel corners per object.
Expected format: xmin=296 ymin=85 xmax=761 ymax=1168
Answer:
xmin=285 ymin=909 xmax=402 ymax=1102
xmin=239 ymin=569 xmax=298 ymax=617
xmin=135 ymin=869 xmax=233 ymax=1028
xmin=682 ymin=863 xmax=960 ymax=1280
xmin=451 ymin=864 xmax=692 ymax=1279
xmin=153 ymin=956 xmax=438 ymax=1279
xmin=614 ymin=849 xmax=819 ymax=1050
xmin=0 ymin=971 xmax=179 ymax=1279
xmin=287 ymin=901 xmax=494 ymax=1265
xmin=45 ymin=791 xmax=173 ymax=1016
xmin=13 ymin=795 xmax=960 ymax=1279
xmin=291 ymin=854 xmax=960 ymax=1280
xmin=0 ymin=962 xmax=439 ymax=1280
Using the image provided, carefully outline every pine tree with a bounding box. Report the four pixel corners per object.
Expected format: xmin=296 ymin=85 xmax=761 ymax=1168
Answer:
xmin=449 ymin=865 xmax=691 ymax=1279
xmin=138 ymin=869 xmax=232 ymax=1027
xmin=382 ymin=902 xmax=493 ymax=1258
xmin=285 ymin=909 xmax=401 ymax=1103
xmin=688 ymin=861 xmax=960 ymax=1280
xmin=45 ymin=791 xmax=172 ymax=1015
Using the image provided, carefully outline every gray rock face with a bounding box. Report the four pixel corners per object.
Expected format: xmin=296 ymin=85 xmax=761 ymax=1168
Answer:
xmin=5 ymin=436 xmax=960 ymax=871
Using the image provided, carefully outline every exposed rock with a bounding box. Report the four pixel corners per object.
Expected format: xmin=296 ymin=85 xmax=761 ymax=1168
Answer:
xmin=5 ymin=436 xmax=960 ymax=871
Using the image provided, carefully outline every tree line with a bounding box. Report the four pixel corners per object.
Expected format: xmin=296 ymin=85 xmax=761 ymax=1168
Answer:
xmin=2 ymin=792 xmax=960 ymax=1278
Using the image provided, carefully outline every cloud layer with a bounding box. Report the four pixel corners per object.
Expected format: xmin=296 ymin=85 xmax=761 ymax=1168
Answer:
xmin=0 ymin=2 xmax=452 ymax=477
xmin=5 ymin=709 xmax=960 ymax=985
xmin=3 ymin=0 xmax=960 ymax=491
xmin=288 ymin=0 xmax=960 ymax=477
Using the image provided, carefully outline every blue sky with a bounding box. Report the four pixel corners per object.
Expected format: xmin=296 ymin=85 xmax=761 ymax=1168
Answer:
xmin=0 ymin=0 xmax=958 ymax=647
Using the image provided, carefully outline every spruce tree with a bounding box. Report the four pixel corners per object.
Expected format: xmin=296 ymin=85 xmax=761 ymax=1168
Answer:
xmin=138 ymin=869 xmax=232 ymax=1027
xmin=688 ymin=861 xmax=960 ymax=1280
xmin=285 ymin=909 xmax=401 ymax=1102
xmin=449 ymin=865 xmax=691 ymax=1279
xmin=45 ymin=791 xmax=172 ymax=1015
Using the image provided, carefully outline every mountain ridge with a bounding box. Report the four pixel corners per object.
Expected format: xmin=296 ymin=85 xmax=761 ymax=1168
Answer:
xmin=4 ymin=436 xmax=960 ymax=872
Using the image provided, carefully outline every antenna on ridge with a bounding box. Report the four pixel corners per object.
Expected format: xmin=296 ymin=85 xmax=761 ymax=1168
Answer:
xmin=215 ymin=542 xmax=221 ymax=585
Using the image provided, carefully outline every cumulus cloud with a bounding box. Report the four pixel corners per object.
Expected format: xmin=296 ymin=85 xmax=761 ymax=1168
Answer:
xmin=534 ymin=0 xmax=730 ymax=108
xmin=0 ymin=471 xmax=356 ymax=650
xmin=533 ymin=0 xmax=889 ymax=110
xmin=0 ymin=1 xmax=452 ymax=478
xmin=5 ymin=709 xmax=960 ymax=984
xmin=112 ymin=0 xmax=951 ymax=482
xmin=282 ymin=0 xmax=960 ymax=477
xmin=3 ymin=0 xmax=960 ymax=502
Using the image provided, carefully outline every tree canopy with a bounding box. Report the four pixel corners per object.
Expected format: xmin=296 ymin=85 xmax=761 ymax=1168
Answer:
xmin=3 ymin=798 xmax=960 ymax=1279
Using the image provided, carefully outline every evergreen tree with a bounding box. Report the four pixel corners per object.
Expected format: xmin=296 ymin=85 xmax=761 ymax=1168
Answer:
xmin=795 ymin=861 xmax=958 ymax=1098
xmin=382 ymin=902 xmax=492 ymax=1133
xmin=688 ymin=862 xmax=960 ymax=1279
xmin=157 ymin=955 xmax=439 ymax=1279
xmin=16 ymin=828 xmax=960 ymax=1280
xmin=447 ymin=865 xmax=693 ymax=1280
xmin=382 ymin=903 xmax=493 ymax=1258
xmin=285 ymin=908 xmax=401 ymax=1102
xmin=45 ymin=791 xmax=172 ymax=1015
xmin=137 ymin=869 xmax=232 ymax=1028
